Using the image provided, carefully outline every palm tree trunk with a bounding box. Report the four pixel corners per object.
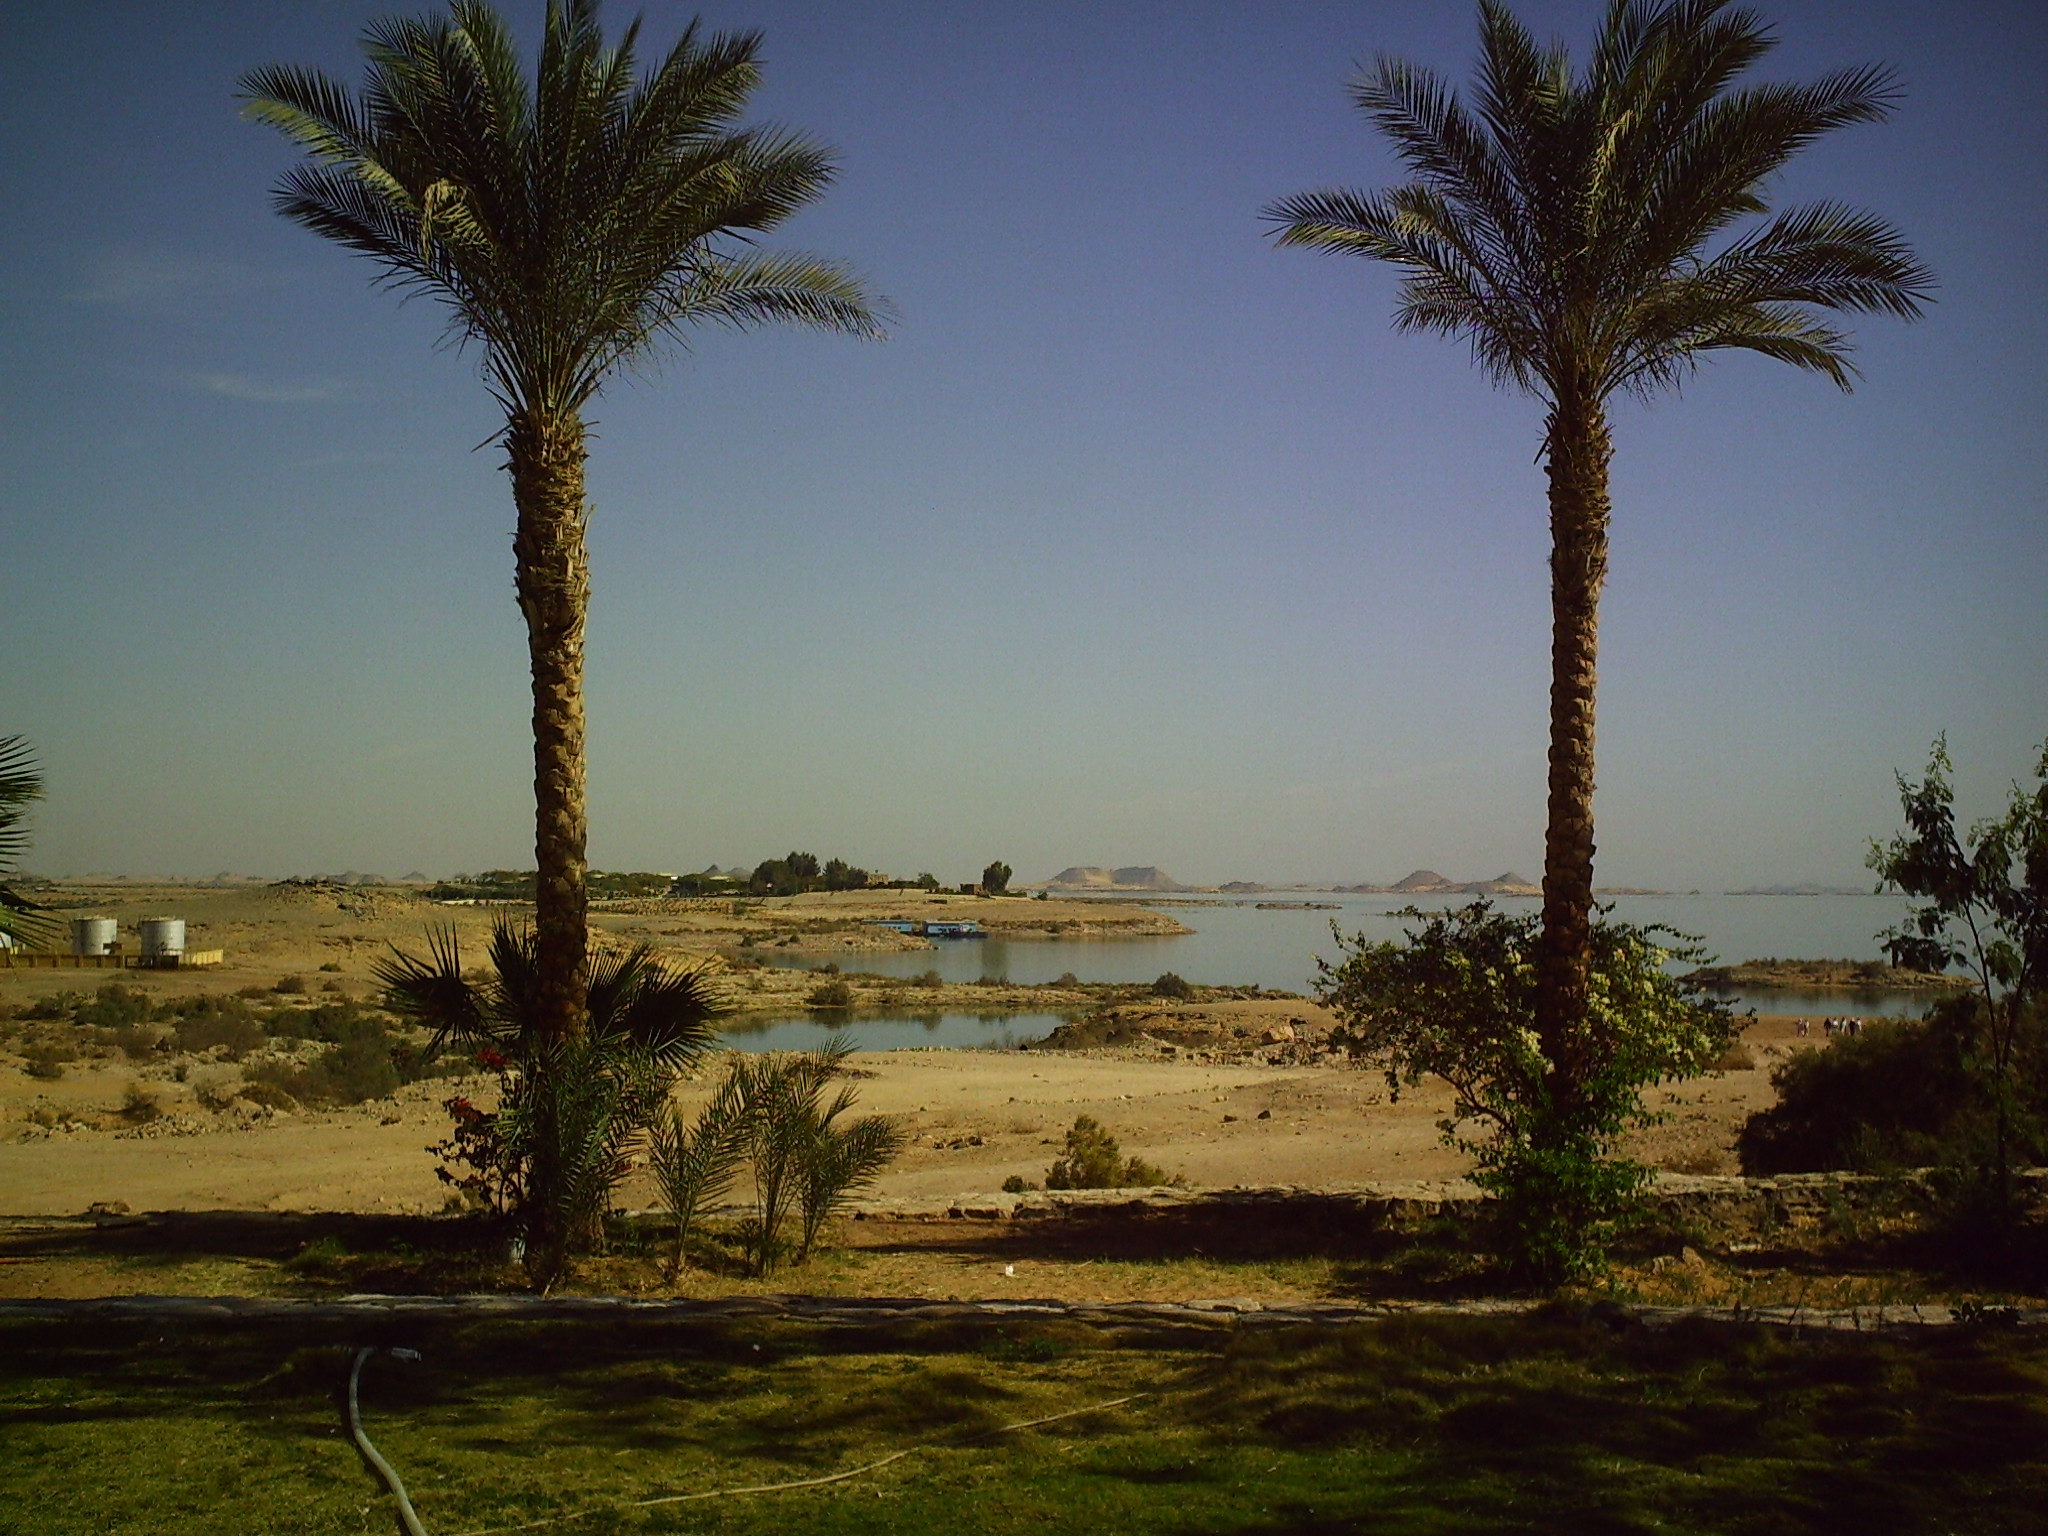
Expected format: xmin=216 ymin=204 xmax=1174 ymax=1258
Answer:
xmin=508 ymin=410 xmax=591 ymax=1044
xmin=1535 ymin=393 xmax=1613 ymax=1114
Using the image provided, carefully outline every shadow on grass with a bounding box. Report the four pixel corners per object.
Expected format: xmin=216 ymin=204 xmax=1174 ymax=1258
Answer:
xmin=847 ymin=1204 xmax=1502 ymax=1298
xmin=4 ymin=1309 xmax=2045 ymax=1532
xmin=0 ymin=1209 xmax=519 ymax=1293
xmin=1157 ymin=1306 xmax=2048 ymax=1535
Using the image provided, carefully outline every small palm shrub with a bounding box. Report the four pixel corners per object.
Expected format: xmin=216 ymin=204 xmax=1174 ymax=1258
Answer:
xmin=377 ymin=918 xmax=725 ymax=1291
xmin=647 ymin=1070 xmax=750 ymax=1277
xmin=657 ymin=1038 xmax=902 ymax=1276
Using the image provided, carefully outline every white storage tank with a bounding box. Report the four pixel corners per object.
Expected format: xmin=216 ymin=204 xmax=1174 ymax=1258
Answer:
xmin=71 ymin=918 xmax=120 ymax=956
xmin=139 ymin=918 xmax=186 ymax=962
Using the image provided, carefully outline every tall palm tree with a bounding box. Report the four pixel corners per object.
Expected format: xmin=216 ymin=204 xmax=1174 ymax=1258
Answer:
xmin=244 ymin=1 xmax=883 ymax=1042
xmin=1265 ymin=0 xmax=1930 ymax=1114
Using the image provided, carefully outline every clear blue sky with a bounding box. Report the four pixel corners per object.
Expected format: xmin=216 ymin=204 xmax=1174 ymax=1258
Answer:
xmin=3 ymin=0 xmax=2042 ymax=888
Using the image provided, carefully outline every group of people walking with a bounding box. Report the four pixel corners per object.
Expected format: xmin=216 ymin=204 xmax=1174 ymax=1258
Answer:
xmin=1793 ymin=1017 xmax=1865 ymax=1039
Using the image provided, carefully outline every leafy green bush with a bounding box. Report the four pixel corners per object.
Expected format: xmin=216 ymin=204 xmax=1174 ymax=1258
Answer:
xmin=1043 ymin=1115 xmax=1175 ymax=1189
xmin=1151 ymin=972 xmax=1192 ymax=1000
xmin=1318 ymin=901 xmax=1734 ymax=1287
xmin=1867 ymin=736 xmax=2048 ymax=1214
xmin=1739 ymin=996 xmax=2046 ymax=1175
xmin=805 ymin=978 xmax=854 ymax=1009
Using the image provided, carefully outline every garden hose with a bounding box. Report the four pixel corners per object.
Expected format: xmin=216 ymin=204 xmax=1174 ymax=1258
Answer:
xmin=341 ymin=1339 xmax=1145 ymax=1536
xmin=349 ymin=1346 xmax=430 ymax=1536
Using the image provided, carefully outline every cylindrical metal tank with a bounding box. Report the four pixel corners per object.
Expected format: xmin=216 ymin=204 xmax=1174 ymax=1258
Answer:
xmin=71 ymin=917 xmax=119 ymax=956
xmin=139 ymin=918 xmax=186 ymax=961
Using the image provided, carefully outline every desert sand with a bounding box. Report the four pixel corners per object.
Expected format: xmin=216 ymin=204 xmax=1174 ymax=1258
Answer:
xmin=2 ymin=881 xmax=1811 ymax=1224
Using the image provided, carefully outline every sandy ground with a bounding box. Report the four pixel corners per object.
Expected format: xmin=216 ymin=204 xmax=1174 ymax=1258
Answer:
xmin=0 ymin=1017 xmax=1812 ymax=1221
xmin=0 ymin=880 xmax=1823 ymax=1221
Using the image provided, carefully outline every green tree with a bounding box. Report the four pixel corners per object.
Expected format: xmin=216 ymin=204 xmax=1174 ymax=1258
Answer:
xmin=981 ymin=860 xmax=1012 ymax=894
xmin=821 ymin=857 xmax=868 ymax=891
xmin=1318 ymin=902 xmax=1734 ymax=1284
xmin=0 ymin=737 xmax=57 ymax=952
xmin=1267 ymin=0 xmax=1928 ymax=1125
xmin=245 ymin=2 xmax=883 ymax=1043
xmin=1868 ymin=737 xmax=2048 ymax=1210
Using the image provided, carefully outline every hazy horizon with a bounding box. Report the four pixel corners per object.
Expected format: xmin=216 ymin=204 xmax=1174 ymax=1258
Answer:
xmin=15 ymin=862 xmax=1880 ymax=896
xmin=4 ymin=0 xmax=2043 ymax=892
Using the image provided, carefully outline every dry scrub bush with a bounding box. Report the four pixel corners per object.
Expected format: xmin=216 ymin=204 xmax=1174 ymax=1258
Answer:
xmin=1044 ymin=1115 xmax=1178 ymax=1189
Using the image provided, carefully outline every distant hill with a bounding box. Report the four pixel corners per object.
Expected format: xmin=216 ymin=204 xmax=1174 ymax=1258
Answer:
xmin=1044 ymin=865 xmax=1190 ymax=892
xmin=1333 ymin=869 xmax=1540 ymax=896
xmin=1391 ymin=869 xmax=1451 ymax=891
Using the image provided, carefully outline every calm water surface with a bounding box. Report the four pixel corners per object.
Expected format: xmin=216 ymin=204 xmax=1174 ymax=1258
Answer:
xmin=729 ymin=892 xmax=1936 ymax=1048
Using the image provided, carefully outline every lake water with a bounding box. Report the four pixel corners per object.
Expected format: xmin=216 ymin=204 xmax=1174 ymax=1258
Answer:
xmin=718 ymin=1010 xmax=1065 ymax=1054
xmin=725 ymin=891 xmax=1940 ymax=1050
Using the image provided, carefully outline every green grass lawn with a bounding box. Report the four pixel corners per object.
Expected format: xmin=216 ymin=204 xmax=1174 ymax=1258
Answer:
xmin=5 ymin=1308 xmax=2045 ymax=1534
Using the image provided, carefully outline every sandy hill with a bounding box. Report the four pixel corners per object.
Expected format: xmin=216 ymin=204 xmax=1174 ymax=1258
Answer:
xmin=1333 ymin=870 xmax=1541 ymax=896
xmin=1391 ymin=869 xmax=1451 ymax=892
xmin=1044 ymin=865 xmax=1189 ymax=892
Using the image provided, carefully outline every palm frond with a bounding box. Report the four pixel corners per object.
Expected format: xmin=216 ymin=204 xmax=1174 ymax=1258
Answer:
xmin=0 ymin=736 xmax=47 ymax=847
xmin=649 ymin=1060 xmax=750 ymax=1273
xmin=246 ymin=1 xmax=885 ymax=423
xmin=0 ymin=738 xmax=58 ymax=951
xmin=1268 ymin=0 xmax=1928 ymax=408
xmin=373 ymin=925 xmax=499 ymax=1058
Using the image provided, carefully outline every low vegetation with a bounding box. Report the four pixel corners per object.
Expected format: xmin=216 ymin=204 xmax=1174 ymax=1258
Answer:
xmin=1037 ymin=1114 xmax=1179 ymax=1191
xmin=651 ymin=1038 xmax=903 ymax=1276
xmin=0 ymin=982 xmax=441 ymax=1109
xmin=1739 ymin=998 xmax=2046 ymax=1178
xmin=3 ymin=1309 xmax=2044 ymax=1535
